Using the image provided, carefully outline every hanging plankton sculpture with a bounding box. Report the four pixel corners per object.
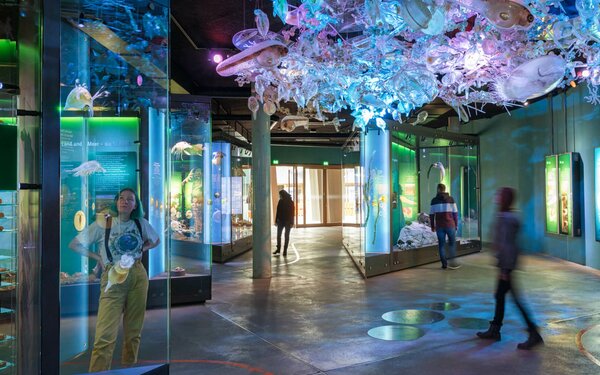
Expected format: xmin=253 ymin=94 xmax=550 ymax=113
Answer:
xmin=214 ymin=0 xmax=600 ymax=130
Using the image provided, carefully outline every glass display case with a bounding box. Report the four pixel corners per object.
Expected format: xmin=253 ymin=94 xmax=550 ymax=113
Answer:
xmin=342 ymin=124 xmax=481 ymax=277
xmin=211 ymin=141 xmax=253 ymax=263
xmin=58 ymin=1 xmax=170 ymax=373
xmin=168 ymin=95 xmax=212 ymax=302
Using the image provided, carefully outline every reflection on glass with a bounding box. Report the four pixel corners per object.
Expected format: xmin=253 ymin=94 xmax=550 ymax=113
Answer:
xmin=297 ymin=166 xmax=304 ymax=225
xmin=305 ymin=169 xmax=324 ymax=224
xmin=326 ymin=169 xmax=342 ymax=224
xmin=342 ymin=168 xmax=359 ymax=224
xmin=169 ymin=105 xmax=211 ymax=276
xmin=58 ymin=0 xmax=170 ymax=373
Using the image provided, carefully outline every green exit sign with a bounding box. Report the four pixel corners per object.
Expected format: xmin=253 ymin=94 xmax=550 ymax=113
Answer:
xmin=272 ymin=160 xmax=279 ymax=165
xmin=323 ymin=161 xmax=329 ymax=166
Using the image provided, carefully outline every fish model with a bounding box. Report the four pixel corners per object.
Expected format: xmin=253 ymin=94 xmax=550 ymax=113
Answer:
xmin=427 ymin=162 xmax=446 ymax=182
xmin=68 ymin=160 xmax=106 ymax=177
xmin=171 ymin=141 xmax=203 ymax=159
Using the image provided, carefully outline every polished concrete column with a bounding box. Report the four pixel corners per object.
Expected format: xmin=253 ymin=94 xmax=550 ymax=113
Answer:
xmin=252 ymin=105 xmax=272 ymax=278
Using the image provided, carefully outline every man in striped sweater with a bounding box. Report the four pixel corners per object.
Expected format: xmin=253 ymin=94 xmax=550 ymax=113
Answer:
xmin=430 ymin=183 xmax=461 ymax=269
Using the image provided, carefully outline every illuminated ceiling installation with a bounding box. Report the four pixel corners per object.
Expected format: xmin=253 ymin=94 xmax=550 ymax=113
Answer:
xmin=216 ymin=0 xmax=600 ymax=130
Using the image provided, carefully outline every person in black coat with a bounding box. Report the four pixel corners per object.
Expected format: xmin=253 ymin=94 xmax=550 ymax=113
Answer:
xmin=274 ymin=190 xmax=294 ymax=256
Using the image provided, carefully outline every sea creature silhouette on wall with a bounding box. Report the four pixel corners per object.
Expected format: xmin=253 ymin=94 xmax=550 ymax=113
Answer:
xmin=68 ymin=160 xmax=107 ymax=177
xmin=212 ymin=152 xmax=225 ymax=166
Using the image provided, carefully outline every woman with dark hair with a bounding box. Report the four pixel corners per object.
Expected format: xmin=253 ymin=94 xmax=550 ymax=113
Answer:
xmin=476 ymin=187 xmax=543 ymax=350
xmin=69 ymin=187 xmax=160 ymax=371
xmin=274 ymin=189 xmax=294 ymax=256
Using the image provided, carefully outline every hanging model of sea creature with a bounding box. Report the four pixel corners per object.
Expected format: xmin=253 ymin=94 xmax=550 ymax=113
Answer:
xmin=496 ymin=54 xmax=566 ymax=102
xmin=280 ymin=115 xmax=309 ymax=132
xmin=427 ymin=162 xmax=446 ymax=182
xmin=63 ymin=80 xmax=110 ymax=116
xmin=273 ymin=0 xmax=289 ymax=22
xmin=171 ymin=141 xmax=203 ymax=159
xmin=254 ymin=9 xmax=270 ymax=38
xmin=68 ymin=160 xmax=107 ymax=177
xmin=216 ymin=39 xmax=288 ymax=77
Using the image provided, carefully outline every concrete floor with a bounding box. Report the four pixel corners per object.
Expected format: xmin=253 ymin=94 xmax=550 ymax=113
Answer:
xmin=59 ymin=226 xmax=600 ymax=374
xmin=167 ymin=227 xmax=600 ymax=375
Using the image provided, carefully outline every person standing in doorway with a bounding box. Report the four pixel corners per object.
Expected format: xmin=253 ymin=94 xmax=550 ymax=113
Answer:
xmin=476 ymin=187 xmax=543 ymax=350
xmin=69 ymin=188 xmax=160 ymax=371
xmin=274 ymin=189 xmax=294 ymax=256
xmin=430 ymin=183 xmax=461 ymax=269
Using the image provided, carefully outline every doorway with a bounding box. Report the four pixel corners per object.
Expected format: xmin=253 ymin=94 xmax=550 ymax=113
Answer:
xmin=271 ymin=165 xmax=342 ymax=227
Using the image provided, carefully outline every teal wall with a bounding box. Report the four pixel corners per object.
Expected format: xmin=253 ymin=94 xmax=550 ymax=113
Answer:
xmin=462 ymin=85 xmax=600 ymax=270
xmin=272 ymin=145 xmax=353 ymax=165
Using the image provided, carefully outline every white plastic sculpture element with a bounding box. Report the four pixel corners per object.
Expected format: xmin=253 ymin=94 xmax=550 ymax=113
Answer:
xmin=496 ymin=55 xmax=566 ymax=102
xmin=105 ymin=255 xmax=135 ymax=292
xmin=254 ymin=9 xmax=270 ymax=38
xmin=399 ymin=0 xmax=432 ymax=31
xmin=64 ymin=80 xmax=110 ymax=116
xmin=216 ymin=40 xmax=288 ymax=77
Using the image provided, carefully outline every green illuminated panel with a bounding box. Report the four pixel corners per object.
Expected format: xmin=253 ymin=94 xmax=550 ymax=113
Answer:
xmin=545 ymin=155 xmax=559 ymax=234
xmin=0 ymin=39 xmax=17 ymax=65
xmin=558 ymin=153 xmax=572 ymax=236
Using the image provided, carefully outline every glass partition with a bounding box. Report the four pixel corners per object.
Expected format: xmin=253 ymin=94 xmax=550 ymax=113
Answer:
xmin=169 ymin=100 xmax=212 ymax=280
xmin=58 ymin=0 xmax=170 ymax=373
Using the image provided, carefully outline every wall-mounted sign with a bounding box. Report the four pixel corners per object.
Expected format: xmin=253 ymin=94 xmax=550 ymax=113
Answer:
xmin=595 ymin=148 xmax=600 ymax=241
xmin=545 ymin=155 xmax=559 ymax=234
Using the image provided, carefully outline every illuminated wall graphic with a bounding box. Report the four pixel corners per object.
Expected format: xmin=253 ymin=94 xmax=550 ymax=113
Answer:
xmin=544 ymin=153 xmax=581 ymax=237
xmin=558 ymin=153 xmax=573 ymax=235
xmin=545 ymin=155 xmax=559 ymax=234
xmin=594 ymin=147 xmax=600 ymax=241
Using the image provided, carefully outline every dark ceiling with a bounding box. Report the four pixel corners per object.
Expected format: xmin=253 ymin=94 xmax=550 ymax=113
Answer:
xmin=170 ymin=0 xmax=505 ymax=147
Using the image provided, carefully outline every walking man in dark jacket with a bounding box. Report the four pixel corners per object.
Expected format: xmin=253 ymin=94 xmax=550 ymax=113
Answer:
xmin=274 ymin=190 xmax=294 ymax=256
xmin=430 ymin=183 xmax=461 ymax=269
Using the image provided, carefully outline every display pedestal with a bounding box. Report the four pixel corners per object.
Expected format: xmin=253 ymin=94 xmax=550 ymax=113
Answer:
xmin=212 ymin=235 xmax=253 ymax=263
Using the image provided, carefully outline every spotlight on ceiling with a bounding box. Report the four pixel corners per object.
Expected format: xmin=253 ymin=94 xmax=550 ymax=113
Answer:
xmin=212 ymin=53 xmax=223 ymax=64
xmin=581 ymin=69 xmax=591 ymax=78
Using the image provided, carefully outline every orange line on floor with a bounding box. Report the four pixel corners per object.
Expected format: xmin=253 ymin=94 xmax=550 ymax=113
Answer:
xmin=63 ymin=359 xmax=274 ymax=374
xmin=576 ymin=325 xmax=600 ymax=367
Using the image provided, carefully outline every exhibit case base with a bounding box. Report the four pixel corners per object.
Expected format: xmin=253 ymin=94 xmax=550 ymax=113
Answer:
xmin=357 ymin=242 xmax=481 ymax=278
xmin=212 ymin=235 xmax=253 ymax=263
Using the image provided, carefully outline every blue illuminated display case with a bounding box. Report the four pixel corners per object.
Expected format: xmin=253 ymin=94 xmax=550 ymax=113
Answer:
xmin=211 ymin=141 xmax=253 ymax=262
xmin=342 ymin=123 xmax=481 ymax=277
